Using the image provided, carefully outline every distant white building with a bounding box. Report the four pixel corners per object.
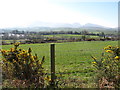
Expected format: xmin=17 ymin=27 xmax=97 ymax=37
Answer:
xmin=8 ymin=33 xmax=25 ymax=37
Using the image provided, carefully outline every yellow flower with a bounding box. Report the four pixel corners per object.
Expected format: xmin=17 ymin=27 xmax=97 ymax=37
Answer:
xmin=31 ymin=56 xmax=34 ymax=60
xmin=92 ymin=62 xmax=97 ymax=64
xmin=1 ymin=50 xmax=5 ymax=53
xmin=114 ymin=56 xmax=120 ymax=59
xmin=23 ymin=61 xmax=26 ymax=64
xmin=13 ymin=59 xmax=16 ymax=63
xmin=49 ymin=79 xmax=51 ymax=81
xmin=102 ymin=59 xmax=105 ymax=63
xmin=44 ymin=77 xmax=47 ymax=80
xmin=31 ymin=58 xmax=35 ymax=62
xmin=38 ymin=61 xmax=41 ymax=65
xmin=3 ymin=50 xmax=7 ymax=53
xmin=10 ymin=48 xmax=14 ymax=52
xmin=7 ymin=50 xmax=10 ymax=52
xmin=33 ymin=56 xmax=37 ymax=59
xmin=3 ymin=59 xmax=7 ymax=62
xmin=104 ymin=45 xmax=112 ymax=50
xmin=44 ymin=76 xmax=51 ymax=81
xmin=106 ymin=50 xmax=113 ymax=53
xmin=108 ymin=45 xmax=112 ymax=48
xmin=23 ymin=53 xmax=27 ymax=57
xmin=116 ymin=46 xmax=119 ymax=48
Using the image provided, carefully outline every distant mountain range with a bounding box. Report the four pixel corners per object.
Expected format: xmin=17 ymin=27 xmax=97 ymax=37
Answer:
xmin=28 ymin=21 xmax=82 ymax=28
xmin=28 ymin=21 xmax=108 ymax=28
xmin=0 ymin=22 xmax=117 ymax=32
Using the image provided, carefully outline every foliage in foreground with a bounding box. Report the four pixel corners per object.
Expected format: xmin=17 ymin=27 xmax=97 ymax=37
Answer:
xmin=1 ymin=42 xmax=119 ymax=88
xmin=92 ymin=45 xmax=120 ymax=88
xmin=0 ymin=43 xmax=52 ymax=88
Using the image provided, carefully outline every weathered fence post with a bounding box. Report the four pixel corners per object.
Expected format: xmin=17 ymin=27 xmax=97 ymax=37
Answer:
xmin=50 ymin=44 xmax=55 ymax=87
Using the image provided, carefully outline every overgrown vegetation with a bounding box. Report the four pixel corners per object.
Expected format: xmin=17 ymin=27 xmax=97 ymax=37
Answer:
xmin=92 ymin=45 xmax=120 ymax=88
xmin=0 ymin=43 xmax=52 ymax=88
xmin=1 ymin=41 xmax=119 ymax=88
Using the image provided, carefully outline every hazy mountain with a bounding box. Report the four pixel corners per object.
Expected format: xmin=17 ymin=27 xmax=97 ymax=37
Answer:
xmin=29 ymin=21 xmax=82 ymax=28
xmin=72 ymin=23 xmax=82 ymax=28
xmin=0 ymin=22 xmax=117 ymax=32
xmin=28 ymin=21 xmax=108 ymax=28
xmin=83 ymin=23 xmax=105 ymax=28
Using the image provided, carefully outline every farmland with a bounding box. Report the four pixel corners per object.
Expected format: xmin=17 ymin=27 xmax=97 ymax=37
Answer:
xmin=2 ymin=41 xmax=118 ymax=88
xmin=43 ymin=34 xmax=100 ymax=38
xmin=1 ymin=28 xmax=118 ymax=45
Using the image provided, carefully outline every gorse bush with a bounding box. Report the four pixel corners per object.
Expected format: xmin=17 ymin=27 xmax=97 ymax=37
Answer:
xmin=0 ymin=42 xmax=51 ymax=88
xmin=92 ymin=45 xmax=120 ymax=88
xmin=1 ymin=42 xmax=119 ymax=88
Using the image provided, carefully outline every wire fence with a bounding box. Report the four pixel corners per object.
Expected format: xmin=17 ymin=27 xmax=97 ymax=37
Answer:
xmin=1 ymin=41 xmax=118 ymax=87
xmin=22 ymin=43 xmax=104 ymax=76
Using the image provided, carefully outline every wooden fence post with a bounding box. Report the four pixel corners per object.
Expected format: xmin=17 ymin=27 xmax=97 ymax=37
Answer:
xmin=50 ymin=44 xmax=55 ymax=87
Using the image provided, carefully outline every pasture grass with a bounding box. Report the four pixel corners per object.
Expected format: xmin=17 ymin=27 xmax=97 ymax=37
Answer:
xmin=2 ymin=41 xmax=118 ymax=88
xmin=43 ymin=34 xmax=100 ymax=38
xmin=43 ymin=34 xmax=82 ymax=37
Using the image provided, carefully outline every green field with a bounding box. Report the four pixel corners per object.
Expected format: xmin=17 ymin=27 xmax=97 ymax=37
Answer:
xmin=43 ymin=34 xmax=100 ymax=38
xmin=2 ymin=41 xmax=118 ymax=87
xmin=43 ymin=34 xmax=82 ymax=37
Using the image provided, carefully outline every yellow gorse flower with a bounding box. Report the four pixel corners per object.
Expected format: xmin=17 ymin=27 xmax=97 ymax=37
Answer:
xmin=13 ymin=59 xmax=17 ymax=63
xmin=1 ymin=42 xmax=45 ymax=84
xmin=38 ymin=61 xmax=41 ymax=65
xmin=114 ymin=56 xmax=120 ymax=59
xmin=108 ymin=45 xmax=112 ymax=48
xmin=106 ymin=50 xmax=113 ymax=53
xmin=104 ymin=45 xmax=111 ymax=50
xmin=44 ymin=76 xmax=51 ymax=81
xmin=92 ymin=62 xmax=97 ymax=64
xmin=10 ymin=48 xmax=15 ymax=52
xmin=23 ymin=61 xmax=26 ymax=64
xmin=102 ymin=59 xmax=105 ymax=63
xmin=33 ymin=56 xmax=37 ymax=59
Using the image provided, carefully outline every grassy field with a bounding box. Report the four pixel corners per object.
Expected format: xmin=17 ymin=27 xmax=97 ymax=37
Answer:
xmin=43 ymin=34 xmax=100 ymax=39
xmin=43 ymin=34 xmax=82 ymax=37
xmin=2 ymin=41 xmax=118 ymax=87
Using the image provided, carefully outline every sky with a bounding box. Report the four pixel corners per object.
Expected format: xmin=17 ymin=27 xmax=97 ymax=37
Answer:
xmin=0 ymin=0 xmax=119 ymax=28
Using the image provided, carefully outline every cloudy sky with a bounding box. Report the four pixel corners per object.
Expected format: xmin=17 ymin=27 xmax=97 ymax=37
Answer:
xmin=0 ymin=0 xmax=119 ymax=28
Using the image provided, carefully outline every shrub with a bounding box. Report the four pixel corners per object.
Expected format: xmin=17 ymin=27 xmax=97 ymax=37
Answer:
xmin=92 ymin=45 xmax=120 ymax=88
xmin=1 ymin=42 xmax=49 ymax=88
